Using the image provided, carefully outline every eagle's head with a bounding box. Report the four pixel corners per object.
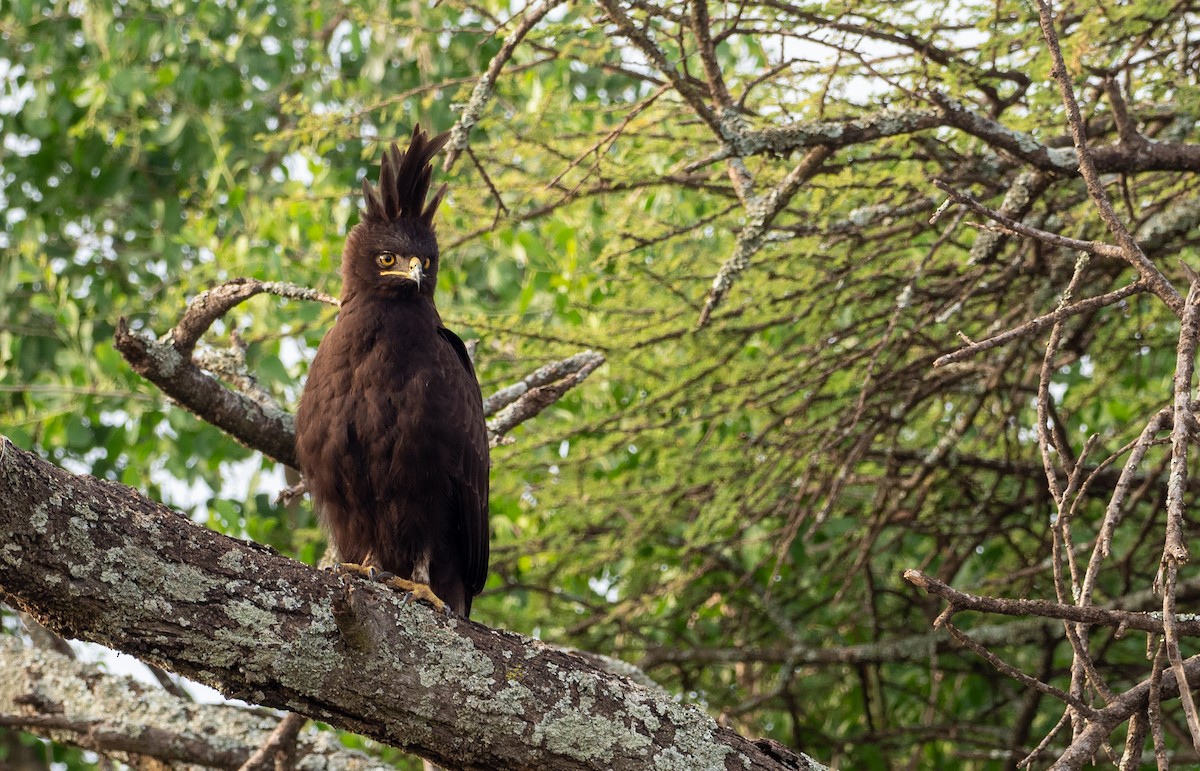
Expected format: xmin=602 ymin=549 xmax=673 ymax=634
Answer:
xmin=342 ymin=126 xmax=449 ymax=303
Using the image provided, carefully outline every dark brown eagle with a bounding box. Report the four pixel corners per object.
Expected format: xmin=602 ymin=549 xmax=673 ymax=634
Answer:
xmin=295 ymin=126 xmax=489 ymax=617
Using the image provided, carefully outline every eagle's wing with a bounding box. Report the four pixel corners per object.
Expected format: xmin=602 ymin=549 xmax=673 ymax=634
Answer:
xmin=437 ymin=326 xmax=490 ymax=601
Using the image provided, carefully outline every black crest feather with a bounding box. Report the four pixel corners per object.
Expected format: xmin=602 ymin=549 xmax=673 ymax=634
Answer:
xmin=361 ymin=125 xmax=450 ymax=226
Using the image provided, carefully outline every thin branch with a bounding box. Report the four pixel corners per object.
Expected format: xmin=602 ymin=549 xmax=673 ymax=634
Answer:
xmin=697 ymin=145 xmax=834 ymax=328
xmin=1077 ymin=408 xmax=1172 ymax=612
xmin=940 ymin=619 xmax=1100 ymax=719
xmin=443 ymin=0 xmax=564 ymax=170
xmin=1158 ymin=272 xmax=1200 ymax=751
xmin=903 ymin=570 xmax=1200 ymax=637
xmin=1102 ymin=76 xmax=1146 ymax=148
xmin=934 ymin=280 xmax=1145 ymax=367
xmin=172 ymin=279 xmax=337 ymax=357
xmin=931 ymin=179 xmax=1125 ymax=260
xmin=487 ymin=351 xmax=606 ymax=444
xmin=595 ymin=0 xmax=723 ymax=136
xmin=1035 ymin=0 xmax=1184 ymax=316
xmin=238 ymin=712 xmax=307 ymax=771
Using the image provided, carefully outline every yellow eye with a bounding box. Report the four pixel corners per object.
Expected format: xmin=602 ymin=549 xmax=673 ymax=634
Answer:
xmin=422 ymin=258 xmax=430 ymax=269
xmin=376 ymin=253 xmax=396 ymax=268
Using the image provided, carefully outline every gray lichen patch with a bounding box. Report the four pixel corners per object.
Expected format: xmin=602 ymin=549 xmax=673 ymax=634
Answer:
xmin=218 ymin=548 xmax=248 ymax=571
xmin=29 ymin=503 xmax=49 ymax=532
xmin=534 ymin=710 xmax=652 ymax=764
xmin=414 ymin=622 xmax=496 ymax=696
xmin=220 ymin=598 xmax=282 ymax=638
xmin=487 ymin=675 xmax=535 ymax=718
xmin=160 ymin=562 xmax=219 ymax=603
xmin=0 ymin=541 xmax=21 ymax=565
xmin=648 ymin=703 xmax=733 ymax=771
xmin=621 ymin=690 xmax=662 ymax=735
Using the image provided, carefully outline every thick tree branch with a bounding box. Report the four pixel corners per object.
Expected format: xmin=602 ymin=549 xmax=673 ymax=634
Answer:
xmin=0 ymin=636 xmax=378 ymax=770
xmin=0 ymin=438 xmax=824 ymax=771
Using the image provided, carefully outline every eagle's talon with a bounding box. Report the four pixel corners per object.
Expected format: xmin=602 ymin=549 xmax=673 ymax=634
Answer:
xmin=333 ymin=562 xmax=373 ymax=579
xmin=377 ymin=576 xmax=447 ymax=612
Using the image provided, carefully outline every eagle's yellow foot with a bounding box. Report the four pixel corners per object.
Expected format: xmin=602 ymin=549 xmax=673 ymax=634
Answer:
xmin=332 ymin=562 xmax=375 ymax=580
xmin=375 ymin=573 xmax=448 ymax=614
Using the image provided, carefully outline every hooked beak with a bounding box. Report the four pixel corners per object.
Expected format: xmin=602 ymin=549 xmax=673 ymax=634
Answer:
xmin=380 ymin=256 xmax=423 ymax=288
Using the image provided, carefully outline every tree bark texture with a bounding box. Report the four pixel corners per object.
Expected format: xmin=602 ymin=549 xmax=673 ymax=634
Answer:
xmin=0 ymin=636 xmax=383 ymax=769
xmin=0 ymin=437 xmax=823 ymax=770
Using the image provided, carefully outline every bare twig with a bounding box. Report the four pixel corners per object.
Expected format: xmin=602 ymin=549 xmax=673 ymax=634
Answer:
xmin=934 ymin=281 xmax=1145 ymax=367
xmin=1149 ymin=641 xmax=1169 ymax=767
xmin=1035 ymin=0 xmax=1184 ymax=316
xmin=1039 ymin=254 xmax=1091 ymax=505
xmin=1158 ymin=273 xmax=1200 ymax=751
xmin=1102 ymin=76 xmax=1146 ymax=148
xmin=932 ymin=179 xmax=1125 ymax=260
xmin=903 ymin=570 xmax=1200 ymax=637
xmin=1077 ymin=408 xmax=1172 ymax=610
xmin=238 ymin=712 xmax=307 ymax=771
xmin=939 ymin=619 xmax=1099 ymax=718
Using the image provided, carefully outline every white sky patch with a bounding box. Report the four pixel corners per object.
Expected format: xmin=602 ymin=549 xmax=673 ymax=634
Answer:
xmin=68 ymin=640 xmax=248 ymax=705
xmin=218 ymin=455 xmax=288 ymax=505
xmin=0 ymin=59 xmax=35 ymax=115
xmin=282 ymin=151 xmax=315 ymax=186
xmin=588 ymin=572 xmax=619 ymax=603
xmin=3 ymin=132 xmax=41 ymax=157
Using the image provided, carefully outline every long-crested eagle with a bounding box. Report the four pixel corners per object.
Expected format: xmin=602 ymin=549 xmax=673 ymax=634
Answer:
xmin=295 ymin=127 xmax=489 ymax=617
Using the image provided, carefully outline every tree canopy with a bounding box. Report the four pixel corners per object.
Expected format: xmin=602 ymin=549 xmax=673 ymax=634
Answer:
xmin=5 ymin=0 xmax=1200 ymax=767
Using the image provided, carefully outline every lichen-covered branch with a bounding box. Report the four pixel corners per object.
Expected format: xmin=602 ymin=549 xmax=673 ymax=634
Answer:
xmin=484 ymin=350 xmax=606 ymax=444
xmin=115 ymin=316 xmax=301 ymax=468
xmin=696 ymin=145 xmax=833 ymax=328
xmin=117 ymin=279 xmax=605 ymax=465
xmin=171 ymin=278 xmax=338 ymax=357
xmin=442 ymin=0 xmax=564 ymax=171
xmin=0 ymin=437 xmax=824 ymax=771
xmin=0 ymin=636 xmax=380 ymax=770
xmin=114 ymin=277 xmax=336 ymax=469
